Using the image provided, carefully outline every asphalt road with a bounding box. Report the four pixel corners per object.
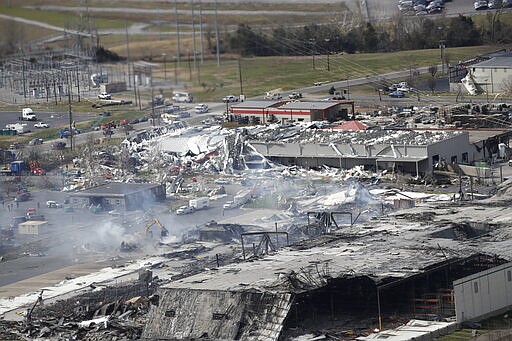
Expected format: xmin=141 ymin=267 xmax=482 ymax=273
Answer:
xmin=0 ymin=110 xmax=96 ymax=136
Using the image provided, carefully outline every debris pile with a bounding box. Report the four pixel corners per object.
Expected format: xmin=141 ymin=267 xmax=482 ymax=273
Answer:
xmin=15 ymin=282 xmax=159 ymax=340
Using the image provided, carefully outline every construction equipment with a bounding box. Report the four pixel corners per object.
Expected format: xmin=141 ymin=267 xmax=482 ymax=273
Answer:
xmin=144 ymin=218 xmax=169 ymax=238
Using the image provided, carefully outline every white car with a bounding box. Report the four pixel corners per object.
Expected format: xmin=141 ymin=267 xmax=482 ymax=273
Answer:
xmin=98 ymin=92 xmax=112 ymax=100
xmin=176 ymin=205 xmax=194 ymax=215
xmin=194 ymin=104 xmax=209 ymax=114
xmin=46 ymin=201 xmax=63 ymax=208
xmin=34 ymin=122 xmax=49 ymax=128
xmin=397 ymin=86 xmax=412 ymax=92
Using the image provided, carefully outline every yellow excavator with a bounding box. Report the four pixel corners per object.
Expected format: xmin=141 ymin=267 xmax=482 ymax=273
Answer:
xmin=144 ymin=218 xmax=169 ymax=238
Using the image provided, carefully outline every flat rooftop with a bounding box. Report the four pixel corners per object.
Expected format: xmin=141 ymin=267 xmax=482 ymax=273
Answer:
xmin=278 ymin=101 xmax=344 ymax=110
xmin=231 ymin=100 xmax=283 ymax=109
xmin=163 ymin=183 xmax=512 ymax=293
xmin=71 ymin=182 xmax=161 ymax=197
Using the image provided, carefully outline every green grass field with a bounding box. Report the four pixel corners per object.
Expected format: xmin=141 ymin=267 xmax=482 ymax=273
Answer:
xmin=173 ymin=45 xmax=510 ymax=101
xmin=0 ymin=4 xmax=127 ymax=29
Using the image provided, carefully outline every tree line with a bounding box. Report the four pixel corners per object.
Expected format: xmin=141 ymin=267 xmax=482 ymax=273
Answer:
xmin=222 ymin=14 xmax=512 ymax=56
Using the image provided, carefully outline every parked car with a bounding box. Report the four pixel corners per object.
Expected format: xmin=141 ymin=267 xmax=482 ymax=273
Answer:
xmin=29 ymin=138 xmax=43 ymax=146
xmin=288 ymin=92 xmax=303 ymax=100
xmin=46 ymin=200 xmax=63 ymax=208
xmin=488 ymin=0 xmax=501 ymax=8
xmin=194 ymin=104 xmax=209 ymax=114
xmin=15 ymin=192 xmax=31 ymax=202
xmin=222 ymin=95 xmax=239 ymax=103
xmin=98 ymin=92 xmax=112 ymax=100
xmin=427 ymin=6 xmax=443 ymax=13
xmin=34 ymin=122 xmax=49 ymax=128
xmin=32 ymin=168 xmax=45 ymax=176
xmin=389 ymin=91 xmax=405 ymax=98
xmin=474 ymin=0 xmax=488 ymax=9
xmin=176 ymin=205 xmax=194 ymax=215
xmin=397 ymin=86 xmax=412 ymax=92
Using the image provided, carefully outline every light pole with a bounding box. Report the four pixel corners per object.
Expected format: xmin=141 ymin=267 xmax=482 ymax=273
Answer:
xmin=162 ymin=53 xmax=167 ymax=81
xmin=324 ymin=38 xmax=330 ymax=71
xmin=174 ymin=55 xmax=178 ymax=85
xmin=439 ymin=40 xmax=446 ymax=74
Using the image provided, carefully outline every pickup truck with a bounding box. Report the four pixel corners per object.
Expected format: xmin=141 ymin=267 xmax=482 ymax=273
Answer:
xmin=194 ymin=104 xmax=209 ymax=114
xmin=222 ymin=95 xmax=239 ymax=103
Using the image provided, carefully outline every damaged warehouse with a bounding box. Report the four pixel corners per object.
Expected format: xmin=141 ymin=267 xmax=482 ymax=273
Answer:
xmin=143 ymin=225 xmax=507 ymax=341
xmin=70 ymin=182 xmax=166 ymax=211
xmin=248 ymin=128 xmax=481 ymax=176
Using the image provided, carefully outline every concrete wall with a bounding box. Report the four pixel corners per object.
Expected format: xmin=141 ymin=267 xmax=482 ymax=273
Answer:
xmin=454 ymin=262 xmax=512 ymax=322
xmin=470 ymin=67 xmax=512 ymax=93
xmin=143 ymin=288 xmax=292 ymax=340
xmin=250 ymin=141 xmax=432 ymax=173
xmin=428 ymin=133 xmax=473 ymax=166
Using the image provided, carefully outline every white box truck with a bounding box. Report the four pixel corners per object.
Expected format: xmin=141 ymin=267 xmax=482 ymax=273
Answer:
xmin=21 ymin=108 xmax=37 ymax=121
xmin=223 ymin=190 xmax=251 ymax=209
xmin=189 ymin=197 xmax=209 ymax=210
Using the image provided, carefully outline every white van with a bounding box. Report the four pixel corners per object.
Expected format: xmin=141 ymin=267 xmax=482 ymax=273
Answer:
xmin=172 ymin=91 xmax=193 ymax=103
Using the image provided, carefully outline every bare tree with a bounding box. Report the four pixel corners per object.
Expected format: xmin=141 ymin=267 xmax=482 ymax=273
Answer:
xmin=502 ymin=78 xmax=512 ymax=96
xmin=427 ymin=65 xmax=438 ymax=94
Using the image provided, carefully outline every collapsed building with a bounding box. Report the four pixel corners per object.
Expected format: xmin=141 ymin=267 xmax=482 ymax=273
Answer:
xmin=142 ymin=180 xmax=512 ymax=340
xmin=118 ymin=122 xmax=510 ymax=180
xmin=248 ymin=127 xmax=484 ymax=176
xmin=449 ymin=49 xmax=512 ymax=95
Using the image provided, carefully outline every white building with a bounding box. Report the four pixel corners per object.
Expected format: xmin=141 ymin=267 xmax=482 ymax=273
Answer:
xmin=466 ymin=57 xmax=512 ymax=94
xmin=453 ymin=261 xmax=512 ymax=323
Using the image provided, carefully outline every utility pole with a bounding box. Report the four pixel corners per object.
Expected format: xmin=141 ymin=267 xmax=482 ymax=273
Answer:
xmin=199 ymin=0 xmax=204 ymax=64
xmin=175 ymin=0 xmax=181 ymax=67
xmin=151 ymin=85 xmax=155 ymax=126
xmin=309 ymin=39 xmax=316 ymax=70
xmin=191 ymin=0 xmax=197 ymax=71
xmin=238 ymin=58 xmax=243 ymax=95
xmin=125 ymin=24 xmax=131 ymax=87
xmin=21 ymin=49 xmax=27 ymax=103
xmin=439 ymin=40 xmax=446 ymax=75
xmin=162 ymin=53 xmax=167 ymax=80
xmin=174 ymin=55 xmax=178 ymax=85
xmin=214 ymin=0 xmax=220 ymax=66
xmin=133 ymin=63 xmax=138 ymax=106
xmin=346 ymin=70 xmax=350 ymax=100
xmin=188 ymin=49 xmax=192 ymax=80
xmin=66 ymin=70 xmax=74 ymax=151
xmin=325 ymin=38 xmax=330 ymax=71
xmin=76 ymin=61 xmax=81 ymax=102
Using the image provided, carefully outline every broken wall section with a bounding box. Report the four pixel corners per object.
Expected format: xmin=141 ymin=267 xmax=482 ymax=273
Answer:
xmin=142 ymin=289 xmax=292 ymax=340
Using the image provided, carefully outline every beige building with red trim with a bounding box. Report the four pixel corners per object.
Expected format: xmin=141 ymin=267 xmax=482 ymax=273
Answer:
xmin=228 ymin=100 xmax=355 ymax=124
